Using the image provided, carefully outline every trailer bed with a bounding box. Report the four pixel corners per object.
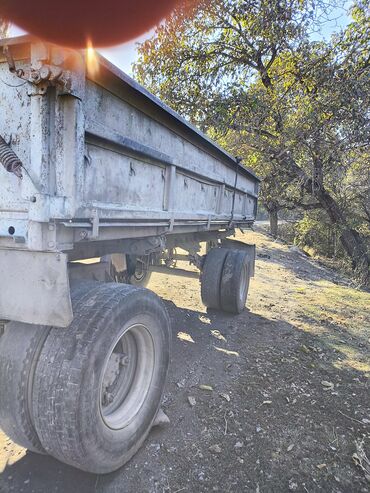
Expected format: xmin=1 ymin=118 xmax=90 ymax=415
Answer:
xmin=0 ymin=36 xmax=259 ymax=326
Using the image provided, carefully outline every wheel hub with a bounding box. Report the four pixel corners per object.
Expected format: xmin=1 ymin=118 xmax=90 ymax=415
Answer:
xmin=99 ymin=323 xmax=155 ymax=430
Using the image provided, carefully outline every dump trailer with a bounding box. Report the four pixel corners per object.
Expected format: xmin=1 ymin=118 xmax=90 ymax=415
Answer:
xmin=0 ymin=36 xmax=260 ymax=474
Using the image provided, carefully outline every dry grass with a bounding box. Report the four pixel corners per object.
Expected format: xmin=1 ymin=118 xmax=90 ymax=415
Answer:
xmin=353 ymin=439 xmax=370 ymax=483
xmin=238 ymin=229 xmax=370 ymax=375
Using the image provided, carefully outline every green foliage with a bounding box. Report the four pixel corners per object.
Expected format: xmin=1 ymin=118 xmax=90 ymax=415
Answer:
xmin=294 ymin=212 xmax=339 ymax=256
xmin=134 ymin=0 xmax=370 ymax=283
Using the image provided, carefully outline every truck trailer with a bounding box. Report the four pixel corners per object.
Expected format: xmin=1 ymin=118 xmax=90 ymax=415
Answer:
xmin=0 ymin=36 xmax=260 ymax=473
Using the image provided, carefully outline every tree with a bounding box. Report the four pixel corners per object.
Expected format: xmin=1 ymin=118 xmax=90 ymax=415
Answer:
xmin=134 ymin=0 xmax=370 ymax=284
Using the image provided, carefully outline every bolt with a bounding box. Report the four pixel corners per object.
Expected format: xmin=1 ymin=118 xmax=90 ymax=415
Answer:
xmin=119 ymin=354 xmax=129 ymax=367
xmin=39 ymin=66 xmax=51 ymax=80
xmin=48 ymin=241 xmax=55 ymax=249
xmin=48 ymin=224 xmax=55 ymax=231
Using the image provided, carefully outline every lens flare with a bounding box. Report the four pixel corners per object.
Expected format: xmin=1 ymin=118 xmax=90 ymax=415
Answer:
xmin=86 ymin=40 xmax=99 ymax=76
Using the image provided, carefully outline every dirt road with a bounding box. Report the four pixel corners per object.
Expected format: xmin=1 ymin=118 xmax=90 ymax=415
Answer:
xmin=0 ymin=229 xmax=369 ymax=492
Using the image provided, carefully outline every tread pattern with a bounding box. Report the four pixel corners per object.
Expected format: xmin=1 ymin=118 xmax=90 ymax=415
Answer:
xmin=220 ymin=250 xmax=250 ymax=314
xmin=32 ymin=281 xmax=171 ymax=473
xmin=200 ymin=248 xmax=229 ymax=309
xmin=0 ymin=323 xmax=49 ymax=452
xmin=0 ymin=280 xmax=98 ymax=453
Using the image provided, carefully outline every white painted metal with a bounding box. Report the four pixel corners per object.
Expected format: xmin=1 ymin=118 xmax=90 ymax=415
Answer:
xmin=0 ymin=36 xmax=259 ymax=326
xmin=0 ymin=250 xmax=72 ymax=326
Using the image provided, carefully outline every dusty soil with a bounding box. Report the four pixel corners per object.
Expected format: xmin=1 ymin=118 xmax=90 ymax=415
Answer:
xmin=0 ymin=229 xmax=369 ymax=493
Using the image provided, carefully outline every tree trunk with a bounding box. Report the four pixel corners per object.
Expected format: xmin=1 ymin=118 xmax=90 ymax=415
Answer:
xmin=316 ymin=188 xmax=369 ymax=285
xmin=258 ymin=124 xmax=369 ymax=283
xmin=283 ymin=150 xmax=370 ymax=285
xmin=269 ymin=210 xmax=278 ymax=238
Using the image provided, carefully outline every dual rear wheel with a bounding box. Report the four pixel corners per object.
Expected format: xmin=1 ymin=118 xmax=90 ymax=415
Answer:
xmin=201 ymin=248 xmax=251 ymax=314
xmin=0 ymin=282 xmax=171 ymax=474
xmin=0 ymin=246 xmax=250 ymax=474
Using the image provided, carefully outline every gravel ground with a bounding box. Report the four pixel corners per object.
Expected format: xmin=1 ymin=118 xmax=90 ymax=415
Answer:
xmin=0 ymin=229 xmax=369 ymax=493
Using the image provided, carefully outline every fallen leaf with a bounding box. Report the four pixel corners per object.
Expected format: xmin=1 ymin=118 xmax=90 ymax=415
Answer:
xmin=214 ymin=346 xmax=239 ymax=357
xmin=352 ymin=453 xmax=361 ymax=465
xmin=188 ymin=396 xmax=196 ymax=407
xmin=317 ymin=463 xmax=327 ymax=470
xmin=199 ymin=385 xmax=213 ymax=391
xmin=321 ymin=380 xmax=333 ymax=387
xmin=219 ymin=393 xmax=231 ymax=402
xmin=211 ymin=330 xmax=227 ymax=342
xmin=287 ymin=444 xmax=294 ymax=452
xmin=321 ymin=380 xmax=334 ymax=390
xmin=177 ymin=332 xmax=195 ymax=343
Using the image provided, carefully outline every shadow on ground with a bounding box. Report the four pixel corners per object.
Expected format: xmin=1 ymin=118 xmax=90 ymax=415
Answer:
xmin=1 ymin=293 xmax=369 ymax=493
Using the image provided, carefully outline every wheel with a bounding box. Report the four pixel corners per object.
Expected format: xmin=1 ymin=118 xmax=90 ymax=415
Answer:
xmin=126 ymin=255 xmax=152 ymax=287
xmin=220 ymin=250 xmax=250 ymax=314
xmin=0 ymin=322 xmax=49 ymax=453
xmin=32 ymin=281 xmax=171 ymax=474
xmin=0 ymin=281 xmax=96 ymax=453
xmin=200 ymin=248 xmax=229 ymax=309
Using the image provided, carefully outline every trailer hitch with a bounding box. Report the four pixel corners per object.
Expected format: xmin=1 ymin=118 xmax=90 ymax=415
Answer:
xmin=0 ymin=135 xmax=23 ymax=179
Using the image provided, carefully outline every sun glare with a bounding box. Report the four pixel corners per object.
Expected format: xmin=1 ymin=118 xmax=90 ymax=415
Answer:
xmin=86 ymin=40 xmax=99 ymax=76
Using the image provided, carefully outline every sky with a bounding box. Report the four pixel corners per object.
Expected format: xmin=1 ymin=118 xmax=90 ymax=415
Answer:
xmin=100 ymin=31 xmax=155 ymax=75
xmin=310 ymin=1 xmax=352 ymax=40
xmin=9 ymin=2 xmax=352 ymax=76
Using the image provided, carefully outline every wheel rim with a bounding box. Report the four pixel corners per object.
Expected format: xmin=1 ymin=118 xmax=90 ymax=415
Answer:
xmin=132 ymin=270 xmax=147 ymax=283
xmin=238 ymin=262 xmax=248 ymax=306
xmin=132 ymin=258 xmax=148 ymax=283
xmin=99 ymin=324 xmax=155 ymax=430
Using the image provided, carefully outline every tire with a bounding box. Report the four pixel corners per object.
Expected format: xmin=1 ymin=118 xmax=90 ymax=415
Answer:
xmin=220 ymin=250 xmax=250 ymax=314
xmin=126 ymin=255 xmax=152 ymax=287
xmin=106 ymin=255 xmax=151 ymax=287
xmin=201 ymin=248 xmax=229 ymax=309
xmin=0 ymin=322 xmax=49 ymax=453
xmin=32 ymin=281 xmax=171 ymax=474
xmin=0 ymin=281 xmax=97 ymax=453
xmin=128 ymin=269 xmax=152 ymax=288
